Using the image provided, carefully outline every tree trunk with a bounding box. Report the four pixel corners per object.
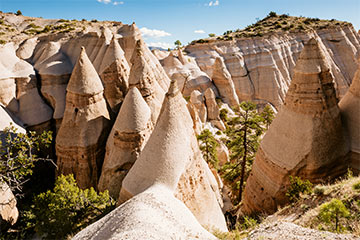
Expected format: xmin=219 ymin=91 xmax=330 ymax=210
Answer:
xmin=238 ymin=126 xmax=247 ymax=201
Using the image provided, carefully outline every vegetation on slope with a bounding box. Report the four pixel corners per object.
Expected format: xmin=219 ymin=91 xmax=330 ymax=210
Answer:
xmin=191 ymin=11 xmax=352 ymax=44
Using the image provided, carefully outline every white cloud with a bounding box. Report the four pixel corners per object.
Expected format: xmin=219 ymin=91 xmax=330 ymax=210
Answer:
xmin=113 ymin=1 xmax=124 ymax=5
xmin=208 ymin=0 xmax=219 ymax=6
xmin=140 ymin=27 xmax=171 ymax=38
xmin=97 ymin=0 xmax=124 ymax=5
xmin=194 ymin=29 xmax=205 ymax=34
xmin=97 ymin=0 xmax=111 ymax=4
xmin=148 ymin=42 xmax=173 ymax=49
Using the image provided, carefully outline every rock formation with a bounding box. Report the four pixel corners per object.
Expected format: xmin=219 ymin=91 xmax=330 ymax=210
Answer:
xmin=55 ymin=47 xmax=110 ymax=189
xmin=98 ymin=87 xmax=153 ymax=198
xmin=72 ymin=185 xmax=216 ymax=240
xmin=242 ymin=38 xmax=349 ymax=215
xmin=189 ymin=90 xmax=207 ymax=123
xmin=119 ymin=80 xmax=227 ymax=231
xmin=204 ymin=88 xmax=226 ymax=130
xmin=98 ymin=36 xmax=130 ymax=114
xmin=212 ymin=57 xmax=240 ymax=107
xmin=339 ymin=59 xmax=360 ymax=173
xmin=0 ymin=183 xmax=18 ymax=226
xmin=128 ymin=40 xmax=167 ymax=123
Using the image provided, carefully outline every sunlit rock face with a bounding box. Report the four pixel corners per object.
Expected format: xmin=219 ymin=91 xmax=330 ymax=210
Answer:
xmin=55 ymin=47 xmax=110 ymax=189
xmin=242 ymin=38 xmax=349 ymax=215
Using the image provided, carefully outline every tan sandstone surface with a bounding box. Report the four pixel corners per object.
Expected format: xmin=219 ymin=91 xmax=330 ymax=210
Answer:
xmin=242 ymin=38 xmax=349 ymax=214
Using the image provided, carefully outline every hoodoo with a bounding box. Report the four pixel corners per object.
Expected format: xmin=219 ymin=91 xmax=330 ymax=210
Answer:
xmin=55 ymin=47 xmax=110 ymax=189
xmin=98 ymin=87 xmax=153 ymax=198
xmin=119 ymin=80 xmax=227 ymax=231
xmin=98 ymin=36 xmax=130 ymax=114
xmin=242 ymin=38 xmax=349 ymax=214
xmin=339 ymin=59 xmax=360 ymax=173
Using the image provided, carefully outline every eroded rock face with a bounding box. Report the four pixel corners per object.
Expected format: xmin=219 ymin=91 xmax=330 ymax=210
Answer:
xmin=98 ymin=87 xmax=153 ymax=198
xmin=72 ymin=186 xmax=217 ymax=240
xmin=119 ymin=80 xmax=227 ymax=231
xmin=185 ymin=26 xmax=360 ymax=108
xmin=98 ymin=36 xmax=130 ymax=114
xmin=212 ymin=57 xmax=239 ymax=107
xmin=128 ymin=40 xmax=167 ymax=124
xmin=56 ymin=47 xmax=110 ymax=189
xmin=204 ymin=88 xmax=226 ymax=130
xmin=242 ymin=38 xmax=349 ymax=215
xmin=189 ymin=90 xmax=207 ymax=123
xmin=339 ymin=60 xmax=360 ymax=173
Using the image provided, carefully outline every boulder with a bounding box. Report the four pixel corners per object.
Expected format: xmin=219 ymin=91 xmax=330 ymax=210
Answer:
xmin=242 ymin=38 xmax=349 ymax=215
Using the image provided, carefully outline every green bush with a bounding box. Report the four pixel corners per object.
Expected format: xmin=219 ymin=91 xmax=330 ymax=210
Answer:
xmin=0 ymin=39 xmax=6 ymax=45
xmin=31 ymin=174 xmax=115 ymax=239
xmin=353 ymin=181 xmax=360 ymax=191
xmin=15 ymin=10 xmax=22 ymax=16
xmin=318 ymin=198 xmax=349 ymax=232
xmin=268 ymin=11 xmax=277 ymax=17
xmin=286 ymin=176 xmax=313 ymax=202
xmin=208 ymin=33 xmax=216 ymax=37
xmin=197 ymin=129 xmax=219 ymax=169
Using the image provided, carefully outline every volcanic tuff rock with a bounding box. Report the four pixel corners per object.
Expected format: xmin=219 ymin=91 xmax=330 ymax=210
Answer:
xmin=184 ymin=25 xmax=360 ymax=108
xmin=189 ymin=90 xmax=207 ymax=123
xmin=339 ymin=59 xmax=360 ymax=173
xmin=242 ymin=38 xmax=349 ymax=215
xmin=204 ymin=88 xmax=226 ymax=131
xmin=98 ymin=36 xmax=130 ymax=114
xmin=98 ymin=87 xmax=153 ymax=198
xmin=72 ymin=185 xmax=216 ymax=240
xmin=212 ymin=57 xmax=240 ymax=107
xmin=55 ymin=47 xmax=110 ymax=189
xmin=0 ymin=183 xmax=18 ymax=226
xmin=119 ymin=80 xmax=227 ymax=231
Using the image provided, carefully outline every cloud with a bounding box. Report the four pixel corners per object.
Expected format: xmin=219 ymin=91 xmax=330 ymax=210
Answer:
xmin=97 ymin=0 xmax=111 ymax=4
xmin=148 ymin=42 xmax=173 ymax=49
xmin=97 ymin=0 xmax=124 ymax=5
xmin=208 ymin=0 xmax=219 ymax=6
xmin=194 ymin=29 xmax=205 ymax=34
xmin=113 ymin=1 xmax=124 ymax=5
xmin=140 ymin=27 xmax=171 ymax=38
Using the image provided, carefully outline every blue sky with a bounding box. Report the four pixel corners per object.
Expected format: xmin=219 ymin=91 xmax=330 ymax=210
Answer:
xmin=1 ymin=0 xmax=359 ymax=49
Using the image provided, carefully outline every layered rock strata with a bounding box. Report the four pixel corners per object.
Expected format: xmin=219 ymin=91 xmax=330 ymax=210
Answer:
xmin=56 ymin=47 xmax=110 ymax=189
xmin=339 ymin=60 xmax=360 ymax=173
xmin=242 ymin=38 xmax=349 ymax=214
xmin=98 ymin=87 xmax=153 ymax=198
xmin=119 ymin=80 xmax=227 ymax=231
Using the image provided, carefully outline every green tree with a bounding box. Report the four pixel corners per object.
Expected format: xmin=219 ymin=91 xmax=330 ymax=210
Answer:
xmin=285 ymin=176 xmax=312 ymax=202
xmin=261 ymin=105 xmax=275 ymax=130
xmin=0 ymin=124 xmax=53 ymax=196
xmin=197 ymin=129 xmax=219 ymax=169
xmin=15 ymin=10 xmax=22 ymax=16
xmin=318 ymin=198 xmax=350 ymax=232
xmin=31 ymin=174 xmax=115 ymax=239
xmin=174 ymin=40 xmax=182 ymax=49
xmin=208 ymin=33 xmax=216 ymax=37
xmin=222 ymin=102 xmax=267 ymax=202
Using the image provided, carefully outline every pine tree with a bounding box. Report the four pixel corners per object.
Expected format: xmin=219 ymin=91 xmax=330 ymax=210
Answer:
xmin=222 ymin=101 xmax=273 ymax=202
xmin=197 ymin=129 xmax=219 ymax=169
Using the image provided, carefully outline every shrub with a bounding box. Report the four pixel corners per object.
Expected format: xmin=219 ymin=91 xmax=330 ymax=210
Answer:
xmin=314 ymin=185 xmax=326 ymax=195
xmin=197 ymin=129 xmax=219 ymax=169
xmin=31 ymin=174 xmax=115 ymax=239
xmin=0 ymin=39 xmax=6 ymax=45
xmin=91 ymin=19 xmax=98 ymax=23
xmin=208 ymin=33 xmax=216 ymax=37
xmin=268 ymin=11 xmax=277 ymax=17
xmin=318 ymin=198 xmax=350 ymax=232
xmin=286 ymin=176 xmax=313 ymax=202
xmin=15 ymin=10 xmax=22 ymax=16
xmin=353 ymin=181 xmax=360 ymax=191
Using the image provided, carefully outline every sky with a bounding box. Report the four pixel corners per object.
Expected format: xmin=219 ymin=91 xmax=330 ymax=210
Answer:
xmin=1 ymin=0 xmax=360 ymax=49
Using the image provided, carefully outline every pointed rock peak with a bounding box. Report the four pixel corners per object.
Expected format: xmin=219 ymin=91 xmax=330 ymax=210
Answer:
xmin=204 ymin=88 xmax=216 ymax=99
xmin=294 ymin=38 xmax=330 ymax=75
xmin=130 ymin=40 xmax=145 ymax=64
xmin=349 ymin=62 xmax=360 ymax=97
xmin=167 ymin=80 xmax=180 ymax=97
xmin=99 ymin=36 xmax=126 ymax=74
xmin=100 ymin=27 xmax=113 ymax=43
xmin=177 ymin=49 xmax=186 ymax=65
xmin=67 ymin=46 xmax=104 ymax=95
xmin=163 ymin=51 xmax=182 ymax=69
xmin=114 ymin=87 xmax=151 ymax=133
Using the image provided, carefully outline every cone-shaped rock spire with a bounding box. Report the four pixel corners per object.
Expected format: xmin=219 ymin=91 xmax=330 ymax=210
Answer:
xmin=98 ymin=36 xmax=130 ymax=114
xmin=98 ymin=87 xmax=153 ymax=198
xmin=56 ymin=47 xmax=110 ymax=189
xmin=119 ymin=80 xmax=227 ymax=231
xmin=339 ymin=59 xmax=360 ymax=173
xmin=128 ymin=39 xmax=166 ymax=123
xmin=242 ymin=38 xmax=349 ymax=215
